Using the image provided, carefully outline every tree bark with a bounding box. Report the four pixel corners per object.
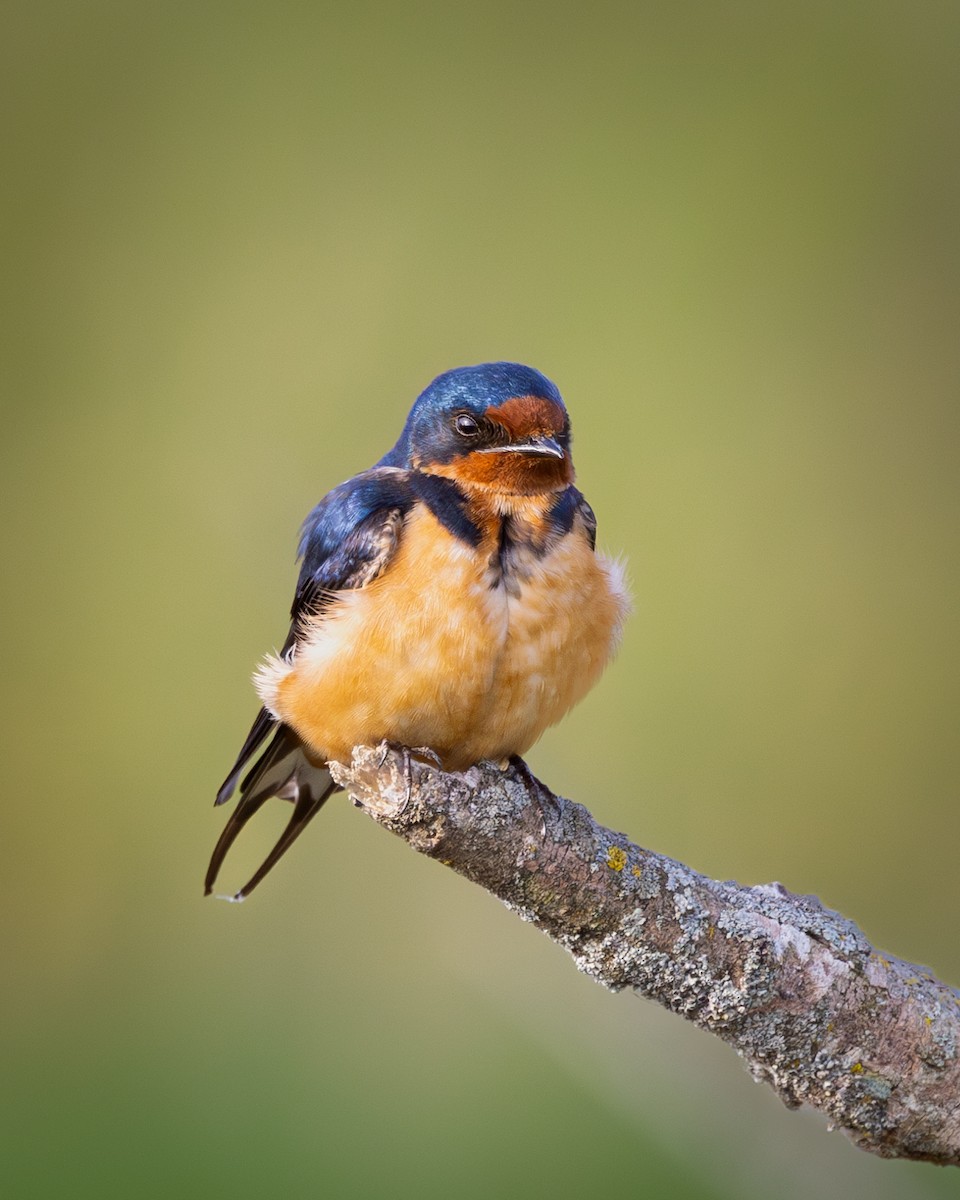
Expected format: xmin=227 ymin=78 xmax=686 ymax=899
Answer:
xmin=328 ymin=746 xmax=960 ymax=1166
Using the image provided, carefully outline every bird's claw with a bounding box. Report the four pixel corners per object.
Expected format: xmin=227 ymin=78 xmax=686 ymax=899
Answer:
xmin=408 ymin=745 xmax=443 ymax=768
xmin=375 ymin=742 xmax=443 ymax=814
xmin=509 ymin=755 xmax=559 ymax=837
xmin=376 ymin=741 xmax=442 ymax=770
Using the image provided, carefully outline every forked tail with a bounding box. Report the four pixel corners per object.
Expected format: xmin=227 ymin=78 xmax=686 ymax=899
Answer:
xmin=206 ymin=713 xmax=340 ymax=900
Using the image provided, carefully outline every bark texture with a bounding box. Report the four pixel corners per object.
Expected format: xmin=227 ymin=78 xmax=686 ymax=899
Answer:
xmin=329 ymin=746 xmax=960 ymax=1166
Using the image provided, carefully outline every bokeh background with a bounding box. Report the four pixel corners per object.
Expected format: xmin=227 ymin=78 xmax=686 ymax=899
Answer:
xmin=3 ymin=2 xmax=959 ymax=1197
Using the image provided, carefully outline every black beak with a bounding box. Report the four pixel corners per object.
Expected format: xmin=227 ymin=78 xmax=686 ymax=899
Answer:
xmin=482 ymin=435 xmax=566 ymax=460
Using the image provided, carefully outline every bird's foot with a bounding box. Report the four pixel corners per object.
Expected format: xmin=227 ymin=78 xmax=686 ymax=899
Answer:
xmin=375 ymin=741 xmax=442 ymax=770
xmin=509 ymin=755 xmax=559 ymax=837
xmin=408 ymin=745 xmax=443 ymax=768
xmin=375 ymin=741 xmax=443 ymax=814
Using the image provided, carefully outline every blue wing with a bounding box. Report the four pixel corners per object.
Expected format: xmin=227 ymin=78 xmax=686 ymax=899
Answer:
xmin=287 ymin=468 xmax=416 ymax=648
xmin=207 ymin=468 xmax=417 ymax=899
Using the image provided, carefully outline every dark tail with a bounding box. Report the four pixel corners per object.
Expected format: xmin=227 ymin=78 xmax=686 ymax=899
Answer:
xmin=206 ymin=713 xmax=340 ymax=900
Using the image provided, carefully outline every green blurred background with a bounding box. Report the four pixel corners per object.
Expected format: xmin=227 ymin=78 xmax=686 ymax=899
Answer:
xmin=3 ymin=1 xmax=959 ymax=1197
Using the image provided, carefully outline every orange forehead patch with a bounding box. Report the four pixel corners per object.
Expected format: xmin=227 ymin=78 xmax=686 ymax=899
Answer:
xmin=484 ymin=395 xmax=566 ymax=439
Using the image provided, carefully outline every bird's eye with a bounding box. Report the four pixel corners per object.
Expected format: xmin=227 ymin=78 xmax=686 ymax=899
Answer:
xmin=455 ymin=414 xmax=481 ymax=438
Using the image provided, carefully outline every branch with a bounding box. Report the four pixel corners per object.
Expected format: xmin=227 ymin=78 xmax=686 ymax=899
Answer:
xmin=328 ymin=746 xmax=960 ymax=1166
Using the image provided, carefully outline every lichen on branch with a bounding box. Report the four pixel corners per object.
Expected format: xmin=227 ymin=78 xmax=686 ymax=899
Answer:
xmin=329 ymin=745 xmax=960 ymax=1167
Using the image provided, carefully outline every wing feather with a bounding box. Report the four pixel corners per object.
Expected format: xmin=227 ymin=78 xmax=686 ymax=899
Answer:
xmin=208 ymin=468 xmax=416 ymax=898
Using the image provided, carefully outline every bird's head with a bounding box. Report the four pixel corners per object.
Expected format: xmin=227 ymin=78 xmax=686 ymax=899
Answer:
xmin=387 ymin=362 xmax=574 ymax=496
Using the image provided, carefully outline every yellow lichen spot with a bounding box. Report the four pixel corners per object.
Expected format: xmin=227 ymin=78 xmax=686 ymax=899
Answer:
xmin=924 ymin=1016 xmax=933 ymax=1025
xmin=706 ymin=925 xmax=715 ymax=940
xmin=850 ymin=1062 xmax=863 ymax=1074
xmin=631 ymin=865 xmax=642 ymax=877
xmin=607 ymin=846 xmax=627 ymax=872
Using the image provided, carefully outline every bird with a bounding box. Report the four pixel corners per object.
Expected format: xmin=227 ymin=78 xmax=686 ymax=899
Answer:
xmin=206 ymin=362 xmax=629 ymax=900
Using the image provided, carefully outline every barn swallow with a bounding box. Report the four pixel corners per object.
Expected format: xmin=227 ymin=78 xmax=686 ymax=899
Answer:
xmin=206 ymin=362 xmax=629 ymax=900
